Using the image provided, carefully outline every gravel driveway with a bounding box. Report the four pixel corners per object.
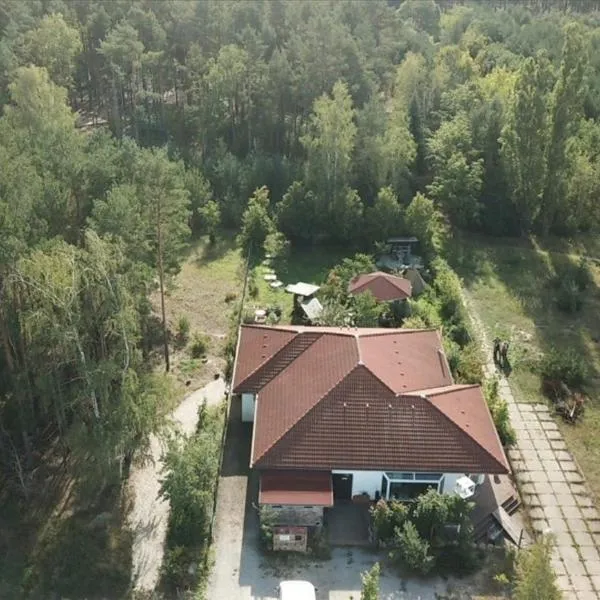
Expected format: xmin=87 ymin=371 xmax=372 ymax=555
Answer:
xmin=129 ymin=376 xmax=226 ymax=592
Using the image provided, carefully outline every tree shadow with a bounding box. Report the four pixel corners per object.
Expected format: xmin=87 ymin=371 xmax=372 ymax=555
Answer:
xmin=193 ymin=233 xmax=238 ymax=267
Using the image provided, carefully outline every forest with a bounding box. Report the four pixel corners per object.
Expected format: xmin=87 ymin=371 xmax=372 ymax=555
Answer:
xmin=0 ymin=0 xmax=600 ymax=595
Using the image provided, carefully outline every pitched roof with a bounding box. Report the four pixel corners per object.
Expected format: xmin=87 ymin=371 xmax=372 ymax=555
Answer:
xmin=348 ymin=271 xmax=412 ymax=301
xmin=233 ymin=325 xmax=509 ymax=475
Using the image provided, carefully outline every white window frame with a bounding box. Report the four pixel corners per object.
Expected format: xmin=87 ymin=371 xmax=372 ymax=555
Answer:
xmin=382 ymin=472 xmax=443 ymax=501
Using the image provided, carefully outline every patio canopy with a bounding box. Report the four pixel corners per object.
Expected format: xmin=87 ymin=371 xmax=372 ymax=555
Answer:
xmin=259 ymin=470 xmax=333 ymax=506
xmin=285 ymin=282 xmax=320 ymax=296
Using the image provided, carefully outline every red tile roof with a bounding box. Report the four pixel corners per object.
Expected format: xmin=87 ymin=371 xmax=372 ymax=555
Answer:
xmin=259 ymin=470 xmax=333 ymax=506
xmin=348 ymin=271 xmax=412 ymax=301
xmin=234 ymin=325 xmax=509 ymax=475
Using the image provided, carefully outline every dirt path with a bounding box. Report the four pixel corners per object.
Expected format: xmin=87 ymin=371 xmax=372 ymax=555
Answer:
xmin=129 ymin=376 xmax=226 ymax=593
xmin=463 ymin=289 xmax=600 ymax=600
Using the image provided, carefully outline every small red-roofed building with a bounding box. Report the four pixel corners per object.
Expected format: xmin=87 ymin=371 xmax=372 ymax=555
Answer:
xmin=232 ymin=324 xmax=511 ymax=529
xmin=348 ymin=271 xmax=413 ymax=302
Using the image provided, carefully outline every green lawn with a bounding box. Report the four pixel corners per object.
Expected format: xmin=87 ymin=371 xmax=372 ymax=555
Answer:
xmin=450 ymin=233 xmax=600 ymax=505
xmin=247 ymin=245 xmax=349 ymax=324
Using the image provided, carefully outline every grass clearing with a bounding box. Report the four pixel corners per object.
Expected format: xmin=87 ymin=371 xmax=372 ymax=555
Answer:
xmin=159 ymin=234 xmax=243 ymax=391
xmin=247 ymin=245 xmax=349 ymax=324
xmin=450 ymin=233 xmax=600 ymax=505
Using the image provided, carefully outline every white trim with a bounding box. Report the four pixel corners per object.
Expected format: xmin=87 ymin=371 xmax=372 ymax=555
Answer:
xmin=249 ymin=393 xmax=259 ymax=468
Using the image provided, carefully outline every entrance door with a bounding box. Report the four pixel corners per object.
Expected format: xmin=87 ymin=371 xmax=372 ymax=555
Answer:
xmin=332 ymin=473 xmax=353 ymax=502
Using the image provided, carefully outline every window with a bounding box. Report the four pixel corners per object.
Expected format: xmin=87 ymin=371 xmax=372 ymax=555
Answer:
xmin=415 ymin=473 xmax=442 ymax=481
xmin=381 ymin=474 xmax=388 ymax=498
xmin=383 ymin=471 xmax=443 ymax=501
xmin=389 ymin=481 xmax=438 ymax=501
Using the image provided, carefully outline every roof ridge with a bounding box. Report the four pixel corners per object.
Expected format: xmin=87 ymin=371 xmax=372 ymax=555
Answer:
xmin=360 ymin=327 xmax=439 ymax=337
xmin=236 ymin=330 xmax=321 ymax=391
xmin=425 ymin=395 xmax=508 ymax=472
xmin=405 ymin=383 xmax=479 ymax=397
xmin=253 ymin=362 xmax=359 ymax=466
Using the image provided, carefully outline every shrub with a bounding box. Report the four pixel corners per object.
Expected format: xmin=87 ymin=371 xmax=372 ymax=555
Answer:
xmin=190 ymin=332 xmax=209 ymax=358
xmin=484 ymin=377 xmax=516 ymax=446
xmin=514 ymin=535 xmax=561 ymax=600
xmin=224 ymin=292 xmax=237 ymax=303
xmin=176 ymin=315 xmax=191 ymax=344
xmin=391 ymin=521 xmax=434 ymax=575
xmin=454 ymin=341 xmax=484 ymax=384
xmin=258 ymin=507 xmax=276 ymax=552
xmin=242 ymin=309 xmax=255 ymax=324
xmin=539 ymin=348 xmax=587 ymax=389
xmin=371 ymin=500 xmax=409 ymax=544
xmin=360 ymin=562 xmax=380 ymax=600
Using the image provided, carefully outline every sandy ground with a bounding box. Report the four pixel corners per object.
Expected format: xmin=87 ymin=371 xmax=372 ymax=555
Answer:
xmin=129 ymin=376 xmax=226 ymax=592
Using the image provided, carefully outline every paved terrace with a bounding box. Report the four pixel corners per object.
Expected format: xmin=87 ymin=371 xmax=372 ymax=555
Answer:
xmin=465 ymin=292 xmax=600 ymax=600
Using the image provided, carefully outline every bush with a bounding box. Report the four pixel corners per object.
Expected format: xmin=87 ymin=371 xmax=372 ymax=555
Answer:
xmin=224 ymin=292 xmax=237 ymax=303
xmin=176 ymin=315 xmax=191 ymax=344
xmin=540 ymin=348 xmax=587 ymax=389
xmin=391 ymin=521 xmax=434 ymax=575
xmin=360 ymin=562 xmax=380 ymax=600
xmin=190 ymin=332 xmax=209 ymax=358
xmin=371 ymin=500 xmax=409 ymax=544
xmin=514 ymin=535 xmax=561 ymax=600
xmin=484 ymin=378 xmax=516 ymax=446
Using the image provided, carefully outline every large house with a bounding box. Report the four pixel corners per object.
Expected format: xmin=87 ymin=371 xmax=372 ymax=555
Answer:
xmin=232 ymin=324 xmax=510 ymax=527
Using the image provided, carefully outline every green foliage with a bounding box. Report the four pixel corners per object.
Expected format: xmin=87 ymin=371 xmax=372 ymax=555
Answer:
xmin=405 ymin=193 xmax=446 ymax=262
xmin=360 ymin=562 xmax=380 ymax=600
xmin=321 ymin=253 xmax=376 ymax=303
xmin=371 ymin=500 xmax=410 ymax=544
xmin=237 ymin=186 xmax=275 ymax=257
xmin=198 ymin=200 xmax=221 ymax=244
xmin=554 ymin=257 xmax=592 ymax=313
xmin=514 ymin=536 xmax=561 ymax=600
xmin=484 ymin=378 xmax=516 ymax=446
xmin=190 ymin=333 xmax=210 ymax=359
xmin=391 ymin=521 xmax=434 ymax=575
xmin=176 ymin=315 xmax=191 ymax=344
xmin=540 ymin=348 xmax=587 ymax=389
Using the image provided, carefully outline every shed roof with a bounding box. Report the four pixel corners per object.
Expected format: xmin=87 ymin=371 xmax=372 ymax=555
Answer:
xmin=285 ymin=282 xmax=320 ymax=296
xmin=348 ymin=271 xmax=412 ymax=302
xmin=259 ymin=470 xmax=333 ymax=506
xmin=300 ymin=297 xmax=323 ymax=321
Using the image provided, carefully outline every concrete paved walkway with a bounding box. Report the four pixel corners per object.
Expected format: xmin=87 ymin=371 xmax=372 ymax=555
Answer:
xmin=463 ymin=291 xmax=600 ymax=600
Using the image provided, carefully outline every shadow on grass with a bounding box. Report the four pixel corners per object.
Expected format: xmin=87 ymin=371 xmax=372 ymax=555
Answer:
xmin=0 ymin=456 xmax=132 ymax=600
xmin=194 ymin=233 xmax=238 ymax=267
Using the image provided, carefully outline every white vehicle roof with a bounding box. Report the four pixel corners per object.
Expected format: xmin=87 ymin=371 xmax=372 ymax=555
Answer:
xmin=279 ymin=580 xmax=317 ymax=600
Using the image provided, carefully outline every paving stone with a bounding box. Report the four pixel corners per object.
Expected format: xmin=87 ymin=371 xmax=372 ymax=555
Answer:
xmin=560 ymin=547 xmax=587 ymax=577
xmin=593 ymin=533 xmax=600 ymax=546
xmin=552 ymin=481 xmax=573 ymax=495
xmin=532 ymin=518 xmax=550 ymax=533
xmin=576 ymin=590 xmax=598 ymax=600
xmin=564 ymin=506 xmax=583 ymax=520
xmin=524 ymin=457 xmax=543 ymax=471
xmin=557 ymin=574 xmax=574 ymax=592
xmin=551 ymin=557 xmax=567 ymax=575
xmin=556 ymin=493 xmax=579 ymax=506
xmin=571 ymin=531 xmax=596 ymax=547
xmin=529 ymin=428 xmax=547 ymax=440
xmin=529 ymin=506 xmax=545 ymax=520
xmin=541 ymin=419 xmax=559 ymax=431
xmin=539 ymin=492 xmax=558 ymax=505
xmin=512 ymin=459 xmax=526 ymax=472
xmin=520 ymin=482 xmax=536 ymax=495
xmin=547 ymin=430 xmax=564 ymax=440
xmin=572 ymin=530 xmax=595 ymax=547
xmin=538 ymin=412 xmax=555 ymax=422
xmin=548 ymin=470 xmax=567 ymax=483
xmin=517 ymin=471 xmax=533 ymax=484
xmin=576 ymin=494 xmax=595 ymax=508
xmin=547 ymin=517 xmax=569 ymax=532
xmin=560 ymin=460 xmax=579 ymax=472
xmin=565 ymin=471 xmax=586 ymax=484
xmin=591 ymin=574 xmax=600 ymax=591
xmin=518 ymin=439 xmax=535 ymax=451
xmin=535 ymin=438 xmax=552 ymax=450
xmin=537 ymin=482 xmax=559 ymax=497
xmin=508 ymin=448 xmax=522 ymax=461
xmin=556 ymin=450 xmax=574 ymax=461
xmin=587 ymin=563 xmax=600 ymax=578
xmin=555 ymin=530 xmax=575 ymax=546
xmin=567 ymin=518 xmax=589 ymax=532
xmin=522 ymin=411 xmax=539 ymax=422
xmin=571 ymin=483 xmax=589 ymax=496
xmin=533 ymin=402 xmax=550 ymax=412
xmin=538 ymin=449 xmax=557 ymax=461
xmin=523 ymin=493 xmax=541 ymax=507
xmin=574 ymin=579 xmax=595 ymax=594
xmin=587 ymin=520 xmax=600 ymax=533
xmin=529 ymin=470 xmax=550 ymax=483
xmin=580 ymin=546 xmax=600 ymax=563
xmin=544 ymin=504 xmax=564 ymax=520
xmin=551 ymin=439 xmax=568 ymax=450
xmin=512 ymin=420 xmax=528 ymax=431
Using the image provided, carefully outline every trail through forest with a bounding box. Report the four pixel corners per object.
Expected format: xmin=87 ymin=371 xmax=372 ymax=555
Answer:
xmin=129 ymin=376 xmax=226 ymax=592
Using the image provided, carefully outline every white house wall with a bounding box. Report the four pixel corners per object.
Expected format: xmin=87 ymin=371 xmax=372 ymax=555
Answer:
xmin=241 ymin=393 xmax=255 ymax=422
xmin=332 ymin=470 xmax=469 ymax=499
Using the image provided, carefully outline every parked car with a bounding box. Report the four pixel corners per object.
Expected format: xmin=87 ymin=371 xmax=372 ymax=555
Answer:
xmin=277 ymin=580 xmax=317 ymax=600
